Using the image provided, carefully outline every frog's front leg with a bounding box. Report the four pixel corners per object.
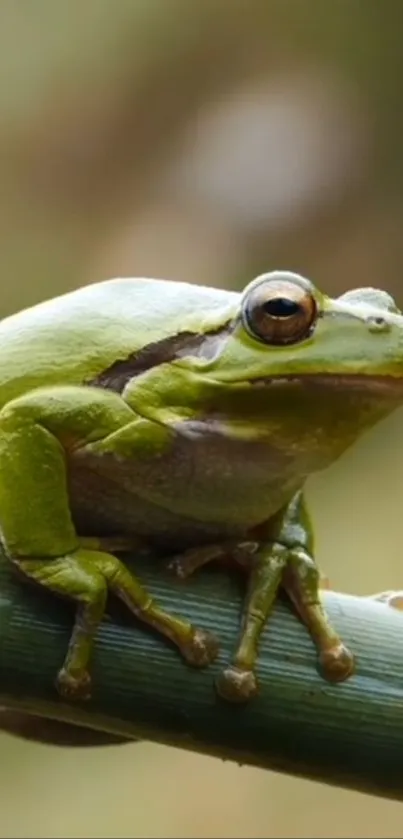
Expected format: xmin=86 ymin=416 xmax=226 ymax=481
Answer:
xmin=216 ymin=490 xmax=353 ymax=703
xmin=0 ymin=385 xmax=218 ymax=701
xmin=215 ymin=490 xmax=354 ymax=702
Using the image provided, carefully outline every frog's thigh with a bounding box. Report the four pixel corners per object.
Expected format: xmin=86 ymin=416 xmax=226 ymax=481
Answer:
xmin=0 ymin=384 xmax=150 ymax=557
xmin=0 ymin=386 xmax=219 ymax=698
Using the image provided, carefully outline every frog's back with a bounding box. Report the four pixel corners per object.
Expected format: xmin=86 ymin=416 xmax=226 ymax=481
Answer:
xmin=0 ymin=278 xmax=237 ymax=407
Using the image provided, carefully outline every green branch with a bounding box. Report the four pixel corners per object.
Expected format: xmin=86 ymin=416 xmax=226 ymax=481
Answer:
xmin=0 ymin=547 xmax=402 ymax=799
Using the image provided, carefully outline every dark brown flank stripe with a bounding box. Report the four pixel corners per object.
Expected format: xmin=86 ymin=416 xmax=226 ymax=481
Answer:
xmin=87 ymin=323 xmax=232 ymax=394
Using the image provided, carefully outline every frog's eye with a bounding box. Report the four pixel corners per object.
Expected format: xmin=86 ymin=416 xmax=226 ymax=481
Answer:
xmin=242 ymin=276 xmax=317 ymax=345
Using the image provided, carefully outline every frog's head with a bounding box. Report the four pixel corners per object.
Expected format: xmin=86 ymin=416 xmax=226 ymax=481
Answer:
xmin=186 ymin=271 xmax=403 ymax=400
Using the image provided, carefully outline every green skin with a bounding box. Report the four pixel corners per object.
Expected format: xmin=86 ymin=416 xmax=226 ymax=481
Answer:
xmin=1 ymin=269 xmax=403 ymax=704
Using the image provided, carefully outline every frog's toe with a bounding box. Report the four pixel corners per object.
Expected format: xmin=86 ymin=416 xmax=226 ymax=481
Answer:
xmin=181 ymin=628 xmax=219 ymax=667
xmin=215 ymin=665 xmax=258 ymax=703
xmin=56 ymin=668 xmax=92 ymax=701
xmin=319 ymin=642 xmax=354 ymax=682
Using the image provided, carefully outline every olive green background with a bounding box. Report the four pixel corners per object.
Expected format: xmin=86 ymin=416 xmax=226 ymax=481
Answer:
xmin=1 ymin=1 xmax=403 ymax=836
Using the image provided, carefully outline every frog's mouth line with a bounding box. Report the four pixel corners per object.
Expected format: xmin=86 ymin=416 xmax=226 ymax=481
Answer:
xmin=251 ymin=374 xmax=403 ymax=395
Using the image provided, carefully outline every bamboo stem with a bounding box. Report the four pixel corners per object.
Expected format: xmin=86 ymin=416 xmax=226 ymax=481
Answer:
xmin=0 ymin=549 xmax=402 ymax=799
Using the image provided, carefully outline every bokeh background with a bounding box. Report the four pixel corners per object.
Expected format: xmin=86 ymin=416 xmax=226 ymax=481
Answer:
xmin=1 ymin=1 xmax=403 ymax=836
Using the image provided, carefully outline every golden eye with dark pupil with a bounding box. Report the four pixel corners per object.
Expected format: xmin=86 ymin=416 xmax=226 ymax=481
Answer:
xmin=262 ymin=297 xmax=301 ymax=318
xmin=242 ymin=277 xmax=317 ymax=345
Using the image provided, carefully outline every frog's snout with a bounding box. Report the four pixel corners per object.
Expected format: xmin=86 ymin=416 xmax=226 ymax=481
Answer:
xmin=365 ymin=313 xmax=391 ymax=334
xmin=337 ymin=286 xmax=403 ymax=337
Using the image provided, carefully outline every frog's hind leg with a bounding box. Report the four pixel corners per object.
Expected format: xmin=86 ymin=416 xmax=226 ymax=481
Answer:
xmin=0 ymin=385 xmax=218 ymax=701
xmin=15 ymin=552 xmax=106 ymax=700
xmin=16 ymin=549 xmax=218 ymax=700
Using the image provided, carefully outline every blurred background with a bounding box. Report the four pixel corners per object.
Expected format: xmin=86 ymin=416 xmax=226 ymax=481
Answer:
xmin=1 ymin=0 xmax=403 ymax=835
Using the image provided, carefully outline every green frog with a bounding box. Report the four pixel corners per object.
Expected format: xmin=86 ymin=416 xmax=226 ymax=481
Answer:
xmin=0 ymin=270 xmax=401 ymax=703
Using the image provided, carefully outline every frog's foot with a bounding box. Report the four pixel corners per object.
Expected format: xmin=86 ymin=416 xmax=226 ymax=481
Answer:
xmin=215 ymin=666 xmax=258 ymax=703
xmin=56 ymin=668 xmax=92 ymax=702
xmin=319 ymin=642 xmax=355 ymax=682
xmin=167 ymin=540 xmax=259 ymax=580
xmin=167 ymin=545 xmax=226 ymax=580
xmin=180 ymin=628 xmax=219 ymax=667
xmin=15 ymin=548 xmax=220 ymax=703
xmin=283 ymin=550 xmax=355 ymax=684
xmin=367 ymin=590 xmax=403 ymax=611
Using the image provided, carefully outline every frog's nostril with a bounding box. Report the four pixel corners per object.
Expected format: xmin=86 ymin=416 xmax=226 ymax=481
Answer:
xmin=367 ymin=315 xmax=390 ymax=333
